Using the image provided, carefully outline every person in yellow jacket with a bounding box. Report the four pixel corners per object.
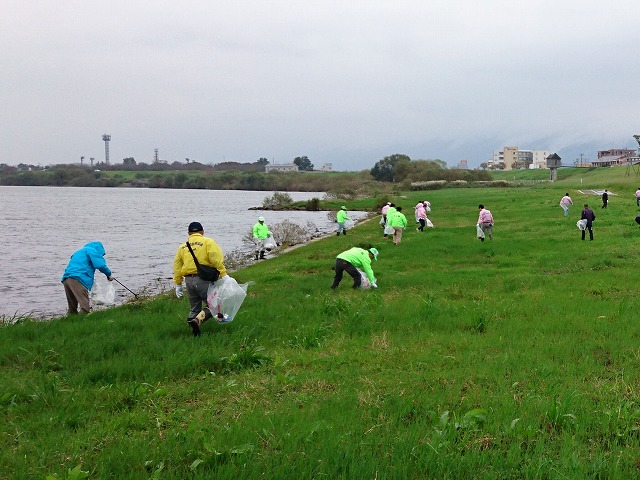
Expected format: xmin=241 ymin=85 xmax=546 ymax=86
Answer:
xmin=252 ymin=216 xmax=272 ymax=260
xmin=387 ymin=206 xmax=408 ymax=245
xmin=331 ymin=246 xmax=379 ymax=289
xmin=173 ymin=221 xmax=227 ymax=336
xmin=336 ymin=206 xmax=351 ymax=236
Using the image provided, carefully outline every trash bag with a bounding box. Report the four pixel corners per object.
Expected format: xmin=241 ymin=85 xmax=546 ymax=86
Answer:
xmin=356 ymin=268 xmax=371 ymax=289
xmin=476 ymin=225 xmax=485 ymax=239
xmin=90 ymin=275 xmax=116 ymax=306
xmin=379 ymin=216 xmax=385 ymax=226
xmin=577 ymin=219 xmax=587 ymax=231
xmin=206 ymin=275 xmax=254 ymax=323
xmin=384 ymin=225 xmax=395 ymax=235
xmin=426 ymin=218 xmax=434 ymax=228
xmin=263 ymin=234 xmax=277 ymax=251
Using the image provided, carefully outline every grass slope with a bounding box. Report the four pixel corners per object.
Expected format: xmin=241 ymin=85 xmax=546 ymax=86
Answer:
xmin=2 ymin=168 xmax=640 ymax=479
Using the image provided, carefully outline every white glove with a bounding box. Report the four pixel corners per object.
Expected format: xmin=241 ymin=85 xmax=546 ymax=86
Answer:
xmin=175 ymin=285 xmax=184 ymax=298
xmin=371 ymin=283 xmax=378 ymax=289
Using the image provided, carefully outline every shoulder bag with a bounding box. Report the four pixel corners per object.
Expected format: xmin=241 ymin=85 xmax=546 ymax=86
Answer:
xmin=186 ymin=241 xmax=220 ymax=282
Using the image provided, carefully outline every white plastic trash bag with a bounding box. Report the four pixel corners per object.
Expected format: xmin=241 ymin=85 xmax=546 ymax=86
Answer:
xmin=476 ymin=225 xmax=485 ymax=239
xmin=356 ymin=268 xmax=371 ymax=289
xmin=263 ymin=234 xmax=277 ymax=251
xmin=577 ymin=219 xmax=587 ymax=231
xmin=426 ymin=218 xmax=434 ymax=228
xmin=90 ymin=275 xmax=116 ymax=307
xmin=379 ymin=216 xmax=385 ymax=226
xmin=206 ymin=275 xmax=254 ymax=323
xmin=384 ymin=225 xmax=395 ymax=235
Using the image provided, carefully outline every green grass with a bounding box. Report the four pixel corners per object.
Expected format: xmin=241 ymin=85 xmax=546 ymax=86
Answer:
xmin=3 ymin=167 xmax=640 ymax=479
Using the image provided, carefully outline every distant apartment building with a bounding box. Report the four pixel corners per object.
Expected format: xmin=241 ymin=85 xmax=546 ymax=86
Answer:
xmin=321 ymin=163 xmax=333 ymax=172
xmin=591 ymin=148 xmax=636 ymax=167
xmin=597 ymin=148 xmax=635 ymax=159
xmin=455 ymin=160 xmax=468 ymax=169
xmin=491 ymin=146 xmax=550 ymax=170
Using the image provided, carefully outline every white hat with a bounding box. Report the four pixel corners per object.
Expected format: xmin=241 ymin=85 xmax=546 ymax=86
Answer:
xmin=258 ymin=216 xmax=265 ymax=222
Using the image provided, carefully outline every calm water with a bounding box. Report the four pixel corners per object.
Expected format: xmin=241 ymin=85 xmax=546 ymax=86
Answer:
xmin=0 ymin=186 xmax=366 ymax=318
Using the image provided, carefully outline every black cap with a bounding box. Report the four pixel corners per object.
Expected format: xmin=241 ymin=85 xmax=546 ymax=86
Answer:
xmin=188 ymin=222 xmax=203 ymax=232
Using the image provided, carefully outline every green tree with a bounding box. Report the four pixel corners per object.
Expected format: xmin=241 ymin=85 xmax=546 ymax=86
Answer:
xmin=256 ymin=158 xmax=269 ymax=166
xmin=293 ymin=156 xmax=313 ymax=171
xmin=370 ymin=154 xmax=411 ymax=182
xmin=123 ymin=157 xmax=137 ymax=166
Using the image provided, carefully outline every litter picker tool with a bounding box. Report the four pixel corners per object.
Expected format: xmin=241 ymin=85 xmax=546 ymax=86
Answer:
xmin=112 ymin=277 xmax=139 ymax=299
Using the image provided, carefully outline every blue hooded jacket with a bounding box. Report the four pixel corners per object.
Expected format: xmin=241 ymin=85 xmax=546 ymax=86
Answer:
xmin=61 ymin=241 xmax=112 ymax=290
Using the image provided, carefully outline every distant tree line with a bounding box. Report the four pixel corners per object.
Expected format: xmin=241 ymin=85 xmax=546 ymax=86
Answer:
xmin=370 ymin=154 xmax=491 ymax=183
xmin=1 ymin=153 xmax=492 ymax=193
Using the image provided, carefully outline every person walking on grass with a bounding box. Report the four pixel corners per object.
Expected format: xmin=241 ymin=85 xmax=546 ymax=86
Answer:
xmin=580 ymin=204 xmax=596 ymax=241
xmin=477 ymin=204 xmax=494 ymax=241
xmin=388 ymin=206 xmax=408 ymax=245
xmin=252 ymin=216 xmax=271 ymax=260
xmin=602 ymin=189 xmax=609 ymax=209
xmin=416 ymin=201 xmax=427 ymax=231
xmin=61 ymin=241 xmax=113 ymax=315
xmin=331 ymin=247 xmax=379 ymax=289
xmin=635 ymin=187 xmax=640 ymax=206
xmin=560 ymin=193 xmax=573 ymax=217
xmin=336 ymin=206 xmax=351 ymax=236
xmin=383 ymin=203 xmax=396 ymax=237
xmin=414 ymin=202 xmax=423 ymax=223
xmin=173 ymin=222 xmax=227 ymax=336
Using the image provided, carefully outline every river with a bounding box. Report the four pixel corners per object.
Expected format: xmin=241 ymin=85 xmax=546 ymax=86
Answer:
xmin=0 ymin=186 xmax=367 ymax=319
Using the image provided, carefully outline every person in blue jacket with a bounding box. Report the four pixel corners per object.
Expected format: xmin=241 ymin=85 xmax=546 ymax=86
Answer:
xmin=61 ymin=241 xmax=113 ymax=314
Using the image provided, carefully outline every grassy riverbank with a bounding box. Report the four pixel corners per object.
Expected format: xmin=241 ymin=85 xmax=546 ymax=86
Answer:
xmin=3 ymin=168 xmax=640 ymax=479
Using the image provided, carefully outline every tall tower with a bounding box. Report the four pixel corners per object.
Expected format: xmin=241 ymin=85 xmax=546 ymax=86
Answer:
xmin=102 ymin=134 xmax=111 ymax=165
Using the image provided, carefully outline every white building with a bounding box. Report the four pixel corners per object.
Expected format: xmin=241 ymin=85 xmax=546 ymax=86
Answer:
xmin=265 ymin=163 xmax=298 ymax=172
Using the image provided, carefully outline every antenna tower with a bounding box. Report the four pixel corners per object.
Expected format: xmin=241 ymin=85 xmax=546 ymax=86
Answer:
xmin=102 ymin=134 xmax=111 ymax=165
xmin=154 ymin=148 xmax=159 ymax=164
xmin=626 ymin=135 xmax=640 ymax=176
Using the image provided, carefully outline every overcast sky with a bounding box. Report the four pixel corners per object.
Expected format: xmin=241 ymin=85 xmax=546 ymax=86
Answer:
xmin=1 ymin=0 xmax=639 ymax=170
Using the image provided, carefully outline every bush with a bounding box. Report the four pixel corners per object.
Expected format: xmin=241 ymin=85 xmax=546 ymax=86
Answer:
xmin=270 ymin=220 xmax=317 ymax=246
xmin=304 ymin=197 xmax=321 ymax=211
xmin=262 ymin=191 xmax=293 ymax=208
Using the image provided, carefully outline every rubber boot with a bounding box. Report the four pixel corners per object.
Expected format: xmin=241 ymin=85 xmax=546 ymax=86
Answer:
xmin=342 ymin=230 xmax=346 ymax=235
xmin=336 ymin=232 xmax=340 ymax=236
xmin=255 ymin=252 xmax=259 ymax=260
xmin=259 ymin=250 xmax=265 ymax=259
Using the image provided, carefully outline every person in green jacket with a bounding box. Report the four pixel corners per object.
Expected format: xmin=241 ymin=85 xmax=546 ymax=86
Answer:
xmin=336 ymin=206 xmax=351 ymax=236
xmin=331 ymin=247 xmax=379 ymax=289
xmin=252 ymin=216 xmax=271 ymax=260
xmin=387 ymin=206 xmax=408 ymax=245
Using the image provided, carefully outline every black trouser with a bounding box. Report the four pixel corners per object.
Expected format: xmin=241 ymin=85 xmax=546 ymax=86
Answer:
xmin=418 ymin=218 xmax=425 ymax=231
xmin=581 ymin=225 xmax=593 ymax=240
xmin=331 ymin=258 xmax=361 ymax=289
